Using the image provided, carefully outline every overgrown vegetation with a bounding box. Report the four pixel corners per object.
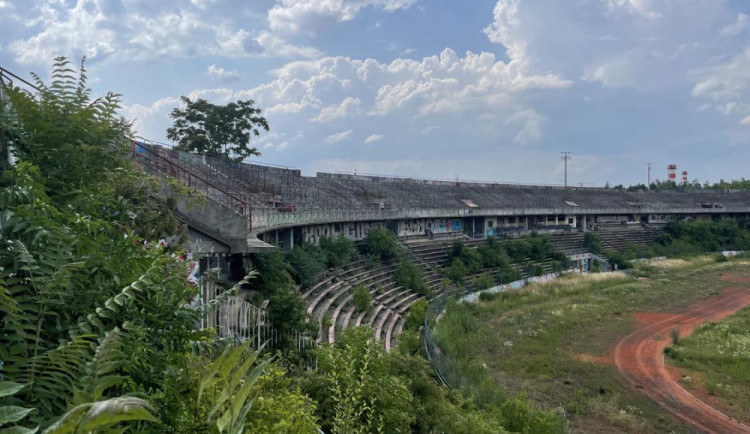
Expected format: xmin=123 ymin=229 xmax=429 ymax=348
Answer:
xmin=665 ymin=305 xmax=750 ymax=421
xmin=442 ymin=235 xmax=567 ymax=286
xmin=360 ymin=227 xmax=400 ymax=261
xmin=352 ymin=284 xmax=372 ymax=313
xmin=286 ymin=235 xmax=358 ymax=287
xmin=394 ymin=261 xmax=429 ymax=296
xmin=1 ymin=58 xmax=571 ymax=434
xmin=433 ymin=257 xmax=750 ymax=432
xmin=0 ymin=58 xmax=315 ymax=433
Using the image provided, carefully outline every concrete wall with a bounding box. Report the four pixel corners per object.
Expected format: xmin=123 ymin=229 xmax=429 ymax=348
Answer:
xmin=300 ymin=221 xmax=384 ymax=244
xmin=397 ymin=218 xmax=464 ymax=237
xmin=155 ymin=177 xmax=253 ymax=253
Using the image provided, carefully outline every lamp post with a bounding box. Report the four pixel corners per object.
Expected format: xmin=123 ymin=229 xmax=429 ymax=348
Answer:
xmin=561 ymin=152 xmax=571 ymax=187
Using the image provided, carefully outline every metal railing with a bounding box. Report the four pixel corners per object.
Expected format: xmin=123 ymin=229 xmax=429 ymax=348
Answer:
xmin=197 ymin=274 xmax=317 ymax=352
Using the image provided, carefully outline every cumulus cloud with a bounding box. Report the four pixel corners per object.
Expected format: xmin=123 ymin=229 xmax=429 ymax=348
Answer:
xmin=311 ymin=97 xmax=361 ymax=122
xmin=128 ymin=48 xmax=570 ymax=152
xmin=740 ymin=115 xmax=750 ymax=126
xmin=324 ymin=129 xmax=352 ymax=143
xmin=604 ymin=0 xmax=662 ymax=20
xmin=7 ymin=0 xmax=319 ymax=64
xmin=247 ymin=48 xmax=567 ymax=120
xmin=483 ymin=0 xmax=743 ymax=92
xmin=363 ymin=134 xmax=383 ymax=144
xmin=207 ymin=64 xmax=239 ymax=80
xmin=267 ymin=0 xmax=417 ymax=35
xmin=690 ymin=49 xmax=750 ymax=122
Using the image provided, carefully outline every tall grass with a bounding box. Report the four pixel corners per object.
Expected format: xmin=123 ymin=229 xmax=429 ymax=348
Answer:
xmin=668 ymin=306 xmax=750 ymax=410
xmin=432 ymin=259 xmax=750 ymax=432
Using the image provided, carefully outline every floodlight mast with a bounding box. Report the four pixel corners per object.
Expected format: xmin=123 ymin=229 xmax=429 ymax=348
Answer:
xmin=561 ymin=152 xmax=571 ymax=188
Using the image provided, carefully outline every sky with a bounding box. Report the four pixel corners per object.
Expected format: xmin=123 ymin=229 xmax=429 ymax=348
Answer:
xmin=1 ymin=0 xmax=749 ymax=187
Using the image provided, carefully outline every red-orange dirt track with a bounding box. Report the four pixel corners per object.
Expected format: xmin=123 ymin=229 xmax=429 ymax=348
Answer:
xmin=613 ymin=280 xmax=750 ymax=434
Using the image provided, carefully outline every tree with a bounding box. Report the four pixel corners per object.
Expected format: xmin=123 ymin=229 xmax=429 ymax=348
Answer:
xmin=166 ymin=96 xmax=269 ymax=161
xmin=360 ymin=228 xmax=399 ymax=261
xmin=352 ymin=285 xmax=372 ymax=313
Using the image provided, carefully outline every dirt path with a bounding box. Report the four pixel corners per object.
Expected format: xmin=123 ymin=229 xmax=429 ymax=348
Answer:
xmin=613 ymin=285 xmax=750 ymax=434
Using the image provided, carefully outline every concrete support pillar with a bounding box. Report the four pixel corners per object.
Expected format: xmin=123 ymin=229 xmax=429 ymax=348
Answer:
xmin=582 ymin=215 xmax=587 ymax=232
xmin=290 ymin=228 xmax=294 ymax=250
xmin=555 ymin=215 xmax=559 ymax=225
xmin=524 ymin=216 xmax=529 ymax=230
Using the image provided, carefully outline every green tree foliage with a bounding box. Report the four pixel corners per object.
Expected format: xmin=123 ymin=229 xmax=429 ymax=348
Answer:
xmin=286 ymin=245 xmax=326 ymax=287
xmin=244 ymin=365 xmax=319 ymax=434
xmin=450 ymin=240 xmax=482 ymax=274
xmin=319 ymin=235 xmax=357 ymax=268
xmin=286 ymin=236 xmax=358 ymax=288
xmin=0 ymin=60 xmax=198 ymax=428
xmin=444 ymin=258 xmax=469 ymax=285
xmin=394 ymin=261 xmax=429 ymax=295
xmin=250 ymin=250 xmax=307 ymax=340
xmin=473 ymin=273 xmax=495 ymax=290
xmin=403 ymin=299 xmax=427 ymax=331
xmin=4 ymin=57 xmax=131 ymax=198
xmin=167 ymin=96 xmax=269 ymax=161
xmin=661 ymin=218 xmax=750 ymax=252
xmin=2 ymin=59 xmax=310 ymax=434
xmin=360 ymin=228 xmax=399 ymax=261
xmin=352 ymin=284 xmax=372 ymax=313
xmin=583 ymin=232 xmax=603 ymax=254
xmin=304 ymin=328 xmax=414 ymax=433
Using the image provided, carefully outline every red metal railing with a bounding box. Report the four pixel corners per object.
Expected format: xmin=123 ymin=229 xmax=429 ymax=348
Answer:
xmin=131 ymin=140 xmax=254 ymax=230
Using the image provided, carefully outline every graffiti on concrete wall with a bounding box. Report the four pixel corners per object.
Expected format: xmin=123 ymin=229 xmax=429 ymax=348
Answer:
xmin=397 ymin=219 xmax=464 ymax=237
xmin=596 ymin=215 xmax=630 ymax=224
xmin=302 ymin=221 xmax=384 ymax=244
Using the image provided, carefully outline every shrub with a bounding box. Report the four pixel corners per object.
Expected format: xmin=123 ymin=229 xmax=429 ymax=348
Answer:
xmin=287 ymin=244 xmax=326 ymax=287
xmin=361 ymin=228 xmax=399 ymax=260
xmin=479 ymin=291 xmax=500 ymax=302
xmin=394 ymin=261 xmax=429 ymax=295
xmin=444 ymin=258 xmax=468 ymax=285
xmin=404 ymin=298 xmax=427 ymax=331
xmin=319 ymin=234 xmax=357 ymax=268
xmin=474 ymin=273 xmax=495 ymax=290
xmin=450 ymin=240 xmax=482 ymax=273
xmin=352 ymin=284 xmax=372 ymax=313
xmin=584 ymin=232 xmax=603 ymax=254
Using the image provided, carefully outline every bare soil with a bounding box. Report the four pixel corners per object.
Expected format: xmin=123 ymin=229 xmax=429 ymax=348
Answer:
xmin=613 ymin=285 xmax=750 ymax=434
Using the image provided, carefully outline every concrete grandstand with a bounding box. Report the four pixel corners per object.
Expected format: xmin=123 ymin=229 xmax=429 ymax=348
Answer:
xmin=134 ymin=140 xmax=750 ymax=348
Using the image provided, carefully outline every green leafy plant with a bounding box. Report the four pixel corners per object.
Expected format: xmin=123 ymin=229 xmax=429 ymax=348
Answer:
xmin=198 ymin=343 xmax=272 ymax=434
xmin=167 ymin=96 xmax=269 ymax=161
xmin=352 ymin=285 xmax=372 ymax=313
xmin=43 ymin=397 xmax=159 ymax=434
xmin=0 ymin=382 xmax=37 ymax=434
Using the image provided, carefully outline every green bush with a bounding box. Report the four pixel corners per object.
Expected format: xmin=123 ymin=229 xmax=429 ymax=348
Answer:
xmin=394 ymin=261 xmax=429 ymax=295
xmin=360 ymin=228 xmax=399 ymax=260
xmin=444 ymin=258 xmax=469 ymax=285
xmin=584 ymin=232 xmax=603 ymax=254
xmin=352 ymin=284 xmax=372 ymax=313
xmin=404 ymin=298 xmax=427 ymax=331
xmin=287 ymin=245 xmax=326 ymax=287
xmin=319 ymin=234 xmax=357 ymax=268
xmin=474 ymin=273 xmax=495 ymax=290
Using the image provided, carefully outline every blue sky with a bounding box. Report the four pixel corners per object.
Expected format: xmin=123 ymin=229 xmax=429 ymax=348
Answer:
xmin=1 ymin=0 xmax=749 ymax=186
